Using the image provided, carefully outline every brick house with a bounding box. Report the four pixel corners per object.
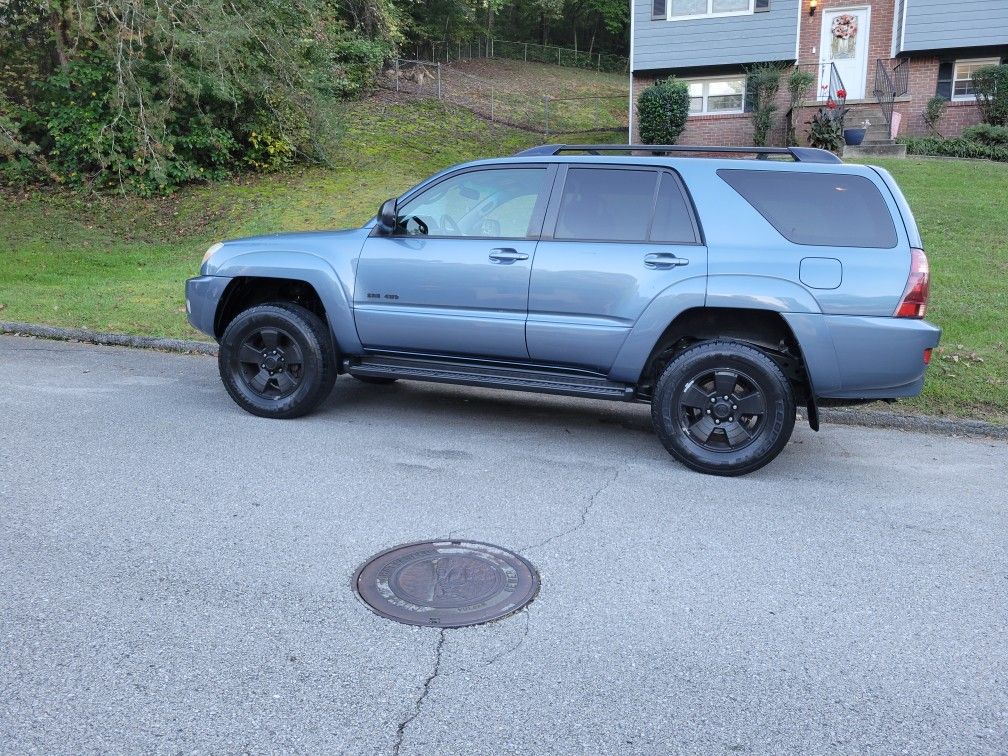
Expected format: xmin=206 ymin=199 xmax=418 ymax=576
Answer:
xmin=629 ymin=0 xmax=1008 ymax=146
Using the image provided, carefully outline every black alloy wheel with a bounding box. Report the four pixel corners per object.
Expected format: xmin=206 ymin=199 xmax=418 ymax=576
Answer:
xmin=651 ymin=340 xmax=796 ymax=476
xmin=218 ymin=303 xmax=336 ymax=419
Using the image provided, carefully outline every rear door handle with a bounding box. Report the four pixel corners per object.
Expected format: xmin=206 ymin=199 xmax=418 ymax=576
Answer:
xmin=489 ymin=248 xmax=529 ymax=264
xmin=644 ymin=252 xmax=689 ymax=269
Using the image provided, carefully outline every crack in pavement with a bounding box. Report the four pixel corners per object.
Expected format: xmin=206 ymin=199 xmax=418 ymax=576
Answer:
xmin=449 ymin=607 xmax=531 ymax=678
xmin=392 ymin=629 xmax=446 ymax=756
xmin=521 ymin=466 xmax=621 ymax=553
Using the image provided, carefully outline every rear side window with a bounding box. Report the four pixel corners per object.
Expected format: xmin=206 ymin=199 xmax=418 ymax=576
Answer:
xmin=651 ymin=173 xmax=699 ymax=243
xmin=718 ymin=169 xmax=898 ymax=248
xmin=555 ymin=168 xmax=658 ymax=242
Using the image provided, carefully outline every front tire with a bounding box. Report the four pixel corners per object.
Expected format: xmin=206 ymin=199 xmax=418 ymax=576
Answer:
xmin=651 ymin=340 xmax=796 ymax=476
xmin=218 ymin=303 xmax=336 ymax=419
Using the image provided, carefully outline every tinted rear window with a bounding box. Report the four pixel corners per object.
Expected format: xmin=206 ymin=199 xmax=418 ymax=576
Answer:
xmin=718 ymin=169 xmax=898 ymax=248
xmin=555 ymin=168 xmax=658 ymax=242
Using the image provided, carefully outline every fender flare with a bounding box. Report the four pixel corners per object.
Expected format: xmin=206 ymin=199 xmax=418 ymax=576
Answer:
xmin=214 ymin=250 xmax=362 ymax=355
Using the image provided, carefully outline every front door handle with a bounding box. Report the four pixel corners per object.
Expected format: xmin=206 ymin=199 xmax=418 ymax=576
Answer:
xmin=644 ymin=252 xmax=689 ymax=269
xmin=489 ymin=248 xmax=529 ymax=264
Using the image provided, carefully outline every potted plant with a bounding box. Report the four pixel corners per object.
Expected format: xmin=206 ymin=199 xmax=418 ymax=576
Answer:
xmin=844 ymin=118 xmax=871 ymax=146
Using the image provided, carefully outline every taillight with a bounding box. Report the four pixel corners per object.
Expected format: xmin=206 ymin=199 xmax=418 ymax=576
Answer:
xmin=895 ymin=247 xmax=930 ymax=318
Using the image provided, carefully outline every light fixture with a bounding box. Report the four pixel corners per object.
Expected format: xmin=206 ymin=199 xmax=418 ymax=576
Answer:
xmin=809 ymin=0 xmax=817 ymax=15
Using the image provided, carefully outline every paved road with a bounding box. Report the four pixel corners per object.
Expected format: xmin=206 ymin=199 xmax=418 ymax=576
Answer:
xmin=1 ymin=335 xmax=1006 ymax=755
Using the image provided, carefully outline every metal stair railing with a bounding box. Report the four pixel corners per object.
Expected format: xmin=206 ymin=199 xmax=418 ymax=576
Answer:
xmin=872 ymin=58 xmax=908 ymax=138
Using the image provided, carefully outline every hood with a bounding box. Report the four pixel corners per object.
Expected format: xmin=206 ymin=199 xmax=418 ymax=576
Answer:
xmin=201 ymin=226 xmax=372 ymax=276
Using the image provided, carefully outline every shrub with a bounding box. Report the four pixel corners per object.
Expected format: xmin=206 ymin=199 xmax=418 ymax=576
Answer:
xmin=972 ymin=64 xmax=1008 ymax=126
xmin=786 ymin=67 xmax=816 ymax=145
xmin=961 ymin=123 xmax=1008 ymax=147
xmin=0 ymin=1 xmax=393 ymax=193
xmin=747 ymin=63 xmax=783 ymax=146
xmin=807 ymin=105 xmax=847 ymax=152
xmin=637 ymin=78 xmax=690 ymax=145
xmin=923 ymin=95 xmax=947 ymax=136
xmin=902 ymin=136 xmax=1008 ymax=162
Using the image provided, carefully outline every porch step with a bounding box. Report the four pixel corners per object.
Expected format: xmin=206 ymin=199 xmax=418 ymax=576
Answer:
xmin=842 ymin=142 xmax=907 ymax=159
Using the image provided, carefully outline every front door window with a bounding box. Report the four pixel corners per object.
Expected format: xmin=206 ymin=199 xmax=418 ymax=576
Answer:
xmin=397 ymin=168 xmax=546 ymax=239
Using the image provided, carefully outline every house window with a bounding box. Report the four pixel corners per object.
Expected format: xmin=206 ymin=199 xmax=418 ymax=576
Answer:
xmin=669 ymin=0 xmax=753 ymax=20
xmin=652 ymin=0 xmax=667 ymax=19
xmin=687 ymin=77 xmax=746 ymax=115
xmin=952 ymin=58 xmax=999 ymax=101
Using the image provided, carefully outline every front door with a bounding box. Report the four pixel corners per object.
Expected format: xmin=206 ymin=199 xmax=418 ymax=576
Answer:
xmin=819 ymin=7 xmax=870 ymax=100
xmin=354 ymin=166 xmax=550 ymax=360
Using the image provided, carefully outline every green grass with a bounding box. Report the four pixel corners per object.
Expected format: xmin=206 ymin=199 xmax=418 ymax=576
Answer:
xmin=859 ymin=157 xmax=1008 ymax=422
xmin=1 ymin=106 xmax=1006 ymax=422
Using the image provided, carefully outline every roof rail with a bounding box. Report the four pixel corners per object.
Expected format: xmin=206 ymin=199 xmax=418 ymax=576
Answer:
xmin=513 ymin=144 xmax=843 ymax=164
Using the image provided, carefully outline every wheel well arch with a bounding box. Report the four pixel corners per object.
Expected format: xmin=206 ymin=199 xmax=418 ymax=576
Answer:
xmin=638 ymin=307 xmax=811 ymax=403
xmin=214 ymin=276 xmax=326 ymax=338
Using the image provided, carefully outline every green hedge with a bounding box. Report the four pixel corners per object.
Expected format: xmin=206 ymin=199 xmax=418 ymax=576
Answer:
xmin=637 ymin=78 xmax=690 ymax=145
xmin=902 ymin=136 xmax=1008 ymax=162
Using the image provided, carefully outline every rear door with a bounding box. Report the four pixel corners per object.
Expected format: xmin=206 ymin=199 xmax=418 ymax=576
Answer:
xmin=354 ymin=165 xmax=551 ymax=359
xmin=527 ymin=165 xmax=707 ymax=371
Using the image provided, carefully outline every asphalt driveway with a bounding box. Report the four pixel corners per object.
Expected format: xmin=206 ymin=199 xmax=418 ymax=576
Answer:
xmin=1 ymin=335 xmax=1006 ymax=754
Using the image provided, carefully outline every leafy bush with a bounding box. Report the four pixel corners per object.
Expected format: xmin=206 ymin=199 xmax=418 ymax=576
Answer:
xmin=786 ymin=67 xmax=816 ymax=145
xmin=637 ymin=78 xmax=690 ymax=145
xmin=923 ymin=95 xmax=947 ymax=136
xmin=961 ymin=123 xmax=1008 ymax=147
xmin=0 ymin=1 xmax=392 ymax=193
xmin=902 ymin=136 xmax=1008 ymax=162
xmin=746 ymin=64 xmax=782 ymax=146
xmin=972 ymin=64 xmax=1008 ymax=126
xmin=807 ymin=105 xmax=846 ymax=152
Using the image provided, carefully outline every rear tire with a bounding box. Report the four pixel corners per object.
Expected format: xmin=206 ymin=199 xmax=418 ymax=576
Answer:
xmin=218 ymin=303 xmax=336 ymax=419
xmin=651 ymin=340 xmax=795 ymax=476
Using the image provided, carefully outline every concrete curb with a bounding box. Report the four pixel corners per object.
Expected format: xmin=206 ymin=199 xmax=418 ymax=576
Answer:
xmin=0 ymin=321 xmax=217 ymax=356
xmin=2 ymin=322 xmax=1005 ymax=440
xmin=818 ymin=407 xmax=1008 ymax=440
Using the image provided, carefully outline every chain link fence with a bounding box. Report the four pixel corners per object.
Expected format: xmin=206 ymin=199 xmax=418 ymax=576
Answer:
xmin=383 ymin=58 xmax=628 ymax=136
xmin=408 ymin=38 xmax=629 ymax=74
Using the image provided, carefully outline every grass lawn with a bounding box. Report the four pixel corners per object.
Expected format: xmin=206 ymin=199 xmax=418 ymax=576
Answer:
xmin=1 ymin=100 xmax=1006 ymax=422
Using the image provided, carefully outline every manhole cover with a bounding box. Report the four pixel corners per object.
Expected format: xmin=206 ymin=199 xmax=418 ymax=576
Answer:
xmin=353 ymin=540 xmax=539 ymax=627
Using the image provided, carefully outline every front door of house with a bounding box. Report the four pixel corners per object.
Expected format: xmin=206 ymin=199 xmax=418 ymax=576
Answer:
xmin=819 ymin=7 xmax=870 ymax=100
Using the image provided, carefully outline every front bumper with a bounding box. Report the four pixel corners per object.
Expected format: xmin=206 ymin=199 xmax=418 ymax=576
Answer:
xmin=185 ymin=275 xmax=231 ymax=339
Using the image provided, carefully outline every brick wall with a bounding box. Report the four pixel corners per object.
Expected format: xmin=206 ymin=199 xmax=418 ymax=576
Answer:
xmin=631 ymin=72 xmax=791 ymax=146
xmin=891 ymin=56 xmax=984 ymax=137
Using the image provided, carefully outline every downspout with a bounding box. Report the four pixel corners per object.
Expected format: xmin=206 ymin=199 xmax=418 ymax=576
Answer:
xmin=628 ymin=0 xmax=636 ymax=143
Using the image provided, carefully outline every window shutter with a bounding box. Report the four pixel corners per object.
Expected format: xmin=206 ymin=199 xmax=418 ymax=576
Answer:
xmin=754 ymin=0 xmax=770 ymax=11
xmin=744 ymin=76 xmax=756 ymax=112
xmin=652 ymin=0 xmax=666 ymax=18
xmin=935 ymin=59 xmax=955 ymax=100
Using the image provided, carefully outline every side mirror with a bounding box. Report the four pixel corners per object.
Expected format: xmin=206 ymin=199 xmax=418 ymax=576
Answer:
xmin=376 ymin=198 xmax=397 ymax=234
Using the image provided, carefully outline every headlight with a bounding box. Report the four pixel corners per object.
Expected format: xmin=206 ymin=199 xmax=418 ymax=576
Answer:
xmin=201 ymin=242 xmax=223 ymax=266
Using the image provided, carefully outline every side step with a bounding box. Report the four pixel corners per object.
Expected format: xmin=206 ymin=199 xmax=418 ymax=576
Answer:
xmin=344 ymin=354 xmax=636 ymax=402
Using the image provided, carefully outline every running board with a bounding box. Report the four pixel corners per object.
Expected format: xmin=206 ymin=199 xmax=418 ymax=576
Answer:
xmin=344 ymin=355 xmax=636 ymax=401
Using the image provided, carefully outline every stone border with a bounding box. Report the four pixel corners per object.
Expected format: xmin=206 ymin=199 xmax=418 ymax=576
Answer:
xmin=0 ymin=321 xmax=217 ymax=356
xmin=2 ymin=321 xmax=1006 ymax=440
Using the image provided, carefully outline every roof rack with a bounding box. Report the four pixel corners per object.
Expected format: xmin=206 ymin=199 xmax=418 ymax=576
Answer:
xmin=513 ymin=144 xmax=842 ymax=164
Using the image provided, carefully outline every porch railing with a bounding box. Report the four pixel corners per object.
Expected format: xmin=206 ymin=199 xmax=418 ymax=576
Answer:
xmin=872 ymin=58 xmax=909 ymax=137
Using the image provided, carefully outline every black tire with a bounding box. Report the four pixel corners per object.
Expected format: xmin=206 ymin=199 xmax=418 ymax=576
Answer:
xmin=651 ymin=340 xmax=796 ymax=476
xmin=352 ymin=376 xmax=398 ymax=385
xmin=218 ymin=303 xmax=336 ymax=419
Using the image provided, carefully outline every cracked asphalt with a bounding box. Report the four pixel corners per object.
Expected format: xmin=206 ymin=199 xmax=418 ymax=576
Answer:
xmin=2 ymin=335 xmax=1007 ymax=755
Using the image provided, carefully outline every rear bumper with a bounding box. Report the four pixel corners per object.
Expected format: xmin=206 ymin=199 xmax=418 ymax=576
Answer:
xmin=185 ymin=275 xmax=231 ymax=339
xmin=819 ymin=315 xmax=941 ymax=399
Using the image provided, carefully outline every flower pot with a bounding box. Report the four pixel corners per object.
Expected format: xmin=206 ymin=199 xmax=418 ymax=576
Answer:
xmin=843 ymin=128 xmax=867 ymax=146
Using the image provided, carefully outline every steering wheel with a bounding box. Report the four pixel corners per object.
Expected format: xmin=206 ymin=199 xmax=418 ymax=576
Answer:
xmin=409 ymin=216 xmax=429 ymax=235
xmin=439 ymin=214 xmax=460 ymax=235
